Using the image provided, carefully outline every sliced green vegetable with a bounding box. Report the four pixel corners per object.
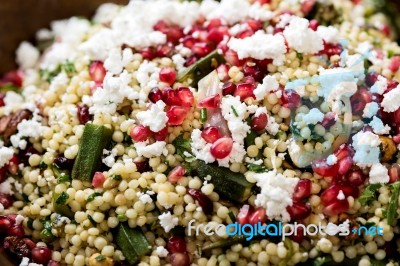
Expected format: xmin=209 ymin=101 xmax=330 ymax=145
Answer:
xmin=386 ymin=181 xmax=400 ymax=225
xmin=244 ymin=129 xmax=257 ymax=147
xmin=173 ymin=134 xmax=192 ymax=158
xmin=200 ymin=108 xmax=208 ymax=122
xmin=115 ymin=223 xmax=151 ymax=265
xmin=87 ymin=192 xmax=103 ymax=202
xmin=177 ymin=50 xmax=225 ymax=86
xmin=52 ymin=190 xmax=74 ymax=219
xmin=358 ymin=183 xmax=382 ymax=206
xmin=191 ymin=160 xmax=253 ymax=202
xmin=71 ymin=124 xmax=113 ymax=181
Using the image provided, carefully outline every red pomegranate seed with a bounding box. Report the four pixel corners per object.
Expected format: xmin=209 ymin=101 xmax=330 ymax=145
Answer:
xmin=323 ymin=200 xmax=349 ymax=216
xmin=286 ymin=202 xmax=311 ymax=221
xmin=89 ymin=61 xmax=106 ymax=83
xmin=388 ymin=164 xmax=400 ymax=183
xmin=198 ymin=94 xmax=221 ymax=108
xmin=154 ymin=20 xmax=168 ymax=31
xmin=77 ymin=104 xmax=90 ymax=124
xmin=337 ymin=156 xmax=353 ymax=176
xmin=224 ymin=49 xmax=244 ymax=66
xmin=309 ymin=19 xmax=319 ymax=30
xmin=321 ymin=185 xmax=357 ymax=206
xmin=0 ymin=216 xmax=12 ymax=232
xmin=251 ymin=113 xmax=268 ymax=131
xmin=153 ymin=126 xmax=168 ymax=141
xmin=201 ymin=126 xmax=222 ymax=143
xmin=22 ymin=238 xmax=36 ymax=250
xmin=243 ymin=63 xmax=263 ymax=82
xmin=318 ymin=42 xmax=343 ymax=58
xmin=210 ymin=137 xmax=233 ymax=159
xmin=248 ymin=207 xmax=267 ymax=225
xmin=382 ymin=24 xmax=391 ymax=37
xmin=168 ymin=166 xmax=186 ymax=183
xmin=222 ymin=82 xmax=237 ymax=96
xmin=321 ymin=112 xmax=336 ymax=129
xmin=365 ymin=72 xmax=378 ymax=87
xmin=389 ymin=56 xmax=400 ymax=72
xmin=237 ymin=205 xmax=251 ymax=225
xmin=92 ymin=172 xmax=105 ymax=188
xmin=335 ymin=144 xmax=354 ymax=160
xmin=187 ymin=188 xmax=213 ymax=214
xmin=301 ymin=0 xmax=317 ymax=15
xmin=184 ymin=56 xmax=197 ymax=67
xmin=290 ymin=226 xmax=306 ymax=243
xmin=31 ymin=246 xmax=52 ymax=265
xmin=0 ymin=167 xmax=6 ymax=183
xmin=350 ymin=87 xmax=372 ymax=115
xmin=156 ymin=42 xmax=174 ymax=57
xmin=149 ymin=87 xmax=162 ymax=103
xmin=170 ymin=252 xmax=190 ymax=266
xmin=8 ymin=225 xmax=24 ymax=237
xmin=5 ymin=214 xmax=17 ymax=224
xmin=385 ymin=80 xmax=400 ymax=94
xmin=234 ymin=82 xmax=255 ymax=101
xmin=2 ymin=70 xmax=23 ymax=87
xmin=192 ymin=43 xmax=213 ymax=57
xmin=207 ymin=27 xmax=226 ymax=44
xmin=167 ymin=106 xmax=189 ymax=125
xmin=177 ymin=87 xmax=194 ymax=107
xmin=282 ymin=89 xmax=301 ymax=109
xmin=236 ymin=29 xmax=254 ymax=39
xmin=162 ymin=88 xmax=181 ymax=106
xmin=166 ymin=26 xmax=184 ymax=44
xmin=181 ymin=36 xmax=196 ymax=48
xmin=0 ymin=93 xmax=5 ymax=107
xmin=344 ymin=169 xmax=366 ymax=186
xmin=206 ymin=18 xmax=222 ymax=30
xmin=6 ymin=154 xmax=18 ymax=176
xmin=141 ymin=47 xmax=156 ymax=60
xmin=3 ymin=236 xmax=30 ymax=258
xmin=312 ymin=159 xmax=337 ymax=177
xmin=133 ymin=159 xmax=150 ymax=173
xmin=167 ymin=235 xmax=186 ymax=253
xmin=217 ymin=64 xmax=230 ymax=82
xmin=0 ymin=194 xmax=14 ymax=209
xmin=130 ymin=125 xmax=151 ymax=142
xmin=292 ymin=179 xmax=312 ymax=202
xmin=159 ymin=67 xmax=177 ymax=86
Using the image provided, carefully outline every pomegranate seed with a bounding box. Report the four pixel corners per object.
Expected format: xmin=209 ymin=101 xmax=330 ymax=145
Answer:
xmin=162 ymin=88 xmax=181 ymax=106
xmin=236 ymin=29 xmax=254 ymax=39
xmin=5 ymin=214 xmax=17 ymax=224
xmin=89 ymin=61 xmax=106 ymax=83
xmin=388 ymin=164 xmax=400 ymax=183
xmin=292 ymin=179 xmax=312 ymax=202
xmin=167 ymin=235 xmax=186 ymax=253
xmin=318 ymin=42 xmax=343 ymax=57
xmin=365 ymin=72 xmax=379 ymax=87
xmin=222 ymin=82 xmax=237 ymax=96
xmin=321 ymin=112 xmax=336 ymax=129
xmin=251 ymin=113 xmax=268 ymax=131
xmin=141 ymin=47 xmax=156 ymax=60
xmin=198 ymin=94 xmax=221 ymax=108
xmin=206 ymin=18 xmax=222 ymax=30
xmin=187 ymin=188 xmax=213 ymax=214
xmin=153 ymin=126 xmax=168 ymax=141
xmin=344 ymin=169 xmax=366 ymax=186
xmin=22 ymin=238 xmax=36 ymax=250
xmin=184 ymin=56 xmax=197 ymax=67
xmin=290 ymin=226 xmax=306 ymax=243
xmin=350 ymin=87 xmax=372 ymax=115
xmin=246 ymin=19 xmax=263 ymax=31
xmin=312 ymin=159 xmax=337 ymax=177
xmin=0 ymin=93 xmax=5 ymax=107
xmin=192 ymin=43 xmax=213 ymax=57
xmin=282 ymin=89 xmax=301 ymax=109
xmin=286 ymin=202 xmax=311 ymax=221
xmin=385 ymin=80 xmax=400 ymax=94
xmin=181 ymin=36 xmax=196 ymax=48
xmin=92 ymin=172 xmax=105 ymax=188
xmin=323 ymin=200 xmax=349 ymax=216
xmin=130 ymin=125 xmax=151 ymax=142
xmin=31 ymin=246 xmax=52 ymax=265
xmin=201 ymin=127 xmax=222 ymax=143
xmin=335 ymin=144 xmax=354 ymax=160
xmin=217 ymin=64 xmax=230 ymax=82
xmin=301 ymin=0 xmax=317 ymax=15
xmin=168 ymin=166 xmax=186 ymax=183
xmin=77 ymin=104 xmax=91 ymax=124
xmin=0 ymin=167 xmax=6 ymax=183
xmin=337 ymin=157 xmax=353 ymax=176
xmin=8 ymin=225 xmax=24 ymax=237
xmin=210 ymin=137 xmax=233 ymax=159
xmin=177 ymin=87 xmax=194 ymax=107
xmin=148 ymin=88 xmax=162 ymax=103
xmin=6 ymin=154 xmax=18 ymax=176
xmin=389 ymin=56 xmax=400 ymax=72
xmin=243 ymin=63 xmax=263 ymax=82
xmin=309 ymin=19 xmax=319 ymax=30
xmin=156 ymin=42 xmax=174 ymax=57
xmin=382 ymin=24 xmax=391 ymax=36
xmin=133 ymin=159 xmax=150 ymax=173
xmin=2 ymin=71 xmax=23 ymax=87
xmin=166 ymin=26 xmax=184 ymax=44
xmin=321 ymin=185 xmax=356 ymax=206
xmin=248 ymin=207 xmax=267 ymax=225
xmin=170 ymin=252 xmax=190 ymax=266
xmin=52 ymin=155 xmax=72 ymax=170
xmin=207 ymin=27 xmax=226 ymax=44
xmin=234 ymin=82 xmax=255 ymax=101
xmin=159 ymin=67 xmax=177 ymax=86
xmin=224 ymin=49 xmax=244 ymax=66
xmin=167 ymin=106 xmax=189 ymax=125
xmin=154 ymin=20 xmax=168 ymax=31
xmin=237 ymin=205 xmax=252 ymax=225
xmin=3 ymin=236 xmax=30 ymax=258
xmin=0 ymin=194 xmax=13 ymax=209
xmin=0 ymin=216 xmax=12 ymax=232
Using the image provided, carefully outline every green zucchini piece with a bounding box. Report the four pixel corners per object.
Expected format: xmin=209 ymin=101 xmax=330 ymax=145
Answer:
xmin=71 ymin=124 xmax=113 ymax=181
xmin=115 ymin=223 xmax=151 ymax=265
xmin=176 ymin=50 xmax=225 ymax=86
xmin=191 ymin=160 xmax=253 ymax=202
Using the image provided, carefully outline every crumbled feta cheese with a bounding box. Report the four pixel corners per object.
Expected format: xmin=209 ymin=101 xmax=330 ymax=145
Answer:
xmin=369 ymin=163 xmax=389 ymax=184
xmin=382 ymin=85 xmax=400 ymax=112
xmin=156 ymin=246 xmax=169 ymax=257
xmin=191 ymin=129 xmax=215 ymax=164
xmin=158 ymin=212 xmax=178 ymax=233
xmin=137 ymin=192 xmax=153 ymax=204
xmin=369 ymin=116 xmax=390 ymax=135
xmin=102 ymin=148 xmax=118 ymax=168
xmin=19 ymin=257 xmax=30 ymax=266
xmin=370 ymin=75 xmax=387 ymax=95
xmin=266 ymin=116 xmax=280 ymax=136
xmin=15 ymin=215 xmax=24 ymax=226
xmin=363 ymin=102 xmax=379 ymax=118
xmin=302 ymin=108 xmax=324 ymax=125
xmin=352 ymin=131 xmax=381 ymax=167
xmin=0 ymin=179 xmax=13 ymax=195
xmin=221 ymin=96 xmax=250 ymax=145
xmin=316 ymin=25 xmax=339 ymax=43
xmin=283 ymin=16 xmax=323 ymax=54
xmin=337 ymin=190 xmax=345 ymax=200
xmin=54 ymin=216 xmax=71 ymax=227
xmin=136 ymin=101 xmax=168 ymax=132
xmin=253 ymin=75 xmax=279 ymax=101
xmin=276 ymin=13 xmax=293 ymax=28
xmin=228 ymin=31 xmax=286 ymax=65
xmin=326 ymin=154 xmax=337 ymax=166
xmin=93 ymin=3 xmax=121 ymax=24
xmin=246 ymin=170 xmax=299 ymax=222
xmin=0 ymin=147 xmax=14 ymax=168
xmin=327 ymin=81 xmax=357 ymax=106
xmin=134 ymin=141 xmax=167 ymax=158
xmin=16 ymin=42 xmax=40 ymax=69
xmin=3 ymin=91 xmax=24 ymax=115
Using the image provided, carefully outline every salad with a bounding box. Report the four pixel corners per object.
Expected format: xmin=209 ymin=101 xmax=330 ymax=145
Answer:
xmin=0 ymin=0 xmax=400 ymax=265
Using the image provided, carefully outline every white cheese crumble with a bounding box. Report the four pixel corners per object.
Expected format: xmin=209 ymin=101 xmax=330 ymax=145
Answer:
xmin=228 ymin=31 xmax=286 ymax=65
xmin=369 ymin=163 xmax=389 ymax=184
xmin=381 ymin=85 xmax=400 ymax=112
xmin=155 ymin=246 xmax=169 ymax=258
xmin=352 ymin=131 xmax=381 ymax=167
xmin=369 ymin=116 xmax=390 ymax=135
xmin=221 ymin=96 xmax=250 ymax=145
xmin=316 ymin=25 xmax=339 ymax=43
xmin=337 ymin=190 xmax=345 ymax=200
xmin=283 ymin=16 xmax=323 ymax=54
xmin=102 ymin=148 xmax=118 ymax=168
xmin=158 ymin=212 xmax=178 ymax=233
xmin=370 ymin=75 xmax=387 ymax=95
xmin=302 ymin=108 xmax=324 ymax=125
xmin=253 ymin=75 xmax=279 ymax=101
xmin=266 ymin=116 xmax=280 ymax=136
xmin=134 ymin=141 xmax=167 ymax=158
xmin=363 ymin=102 xmax=379 ymax=118
xmin=136 ymin=101 xmax=168 ymax=132
xmin=326 ymin=154 xmax=338 ymax=166
xmin=0 ymin=147 xmax=14 ymax=168
xmin=16 ymin=42 xmax=40 ymax=69
xmin=19 ymin=257 xmax=30 ymax=266
xmin=246 ymin=170 xmax=299 ymax=222
xmin=0 ymin=179 xmax=13 ymax=195
xmin=15 ymin=215 xmax=24 ymax=226
xmin=137 ymin=192 xmax=153 ymax=204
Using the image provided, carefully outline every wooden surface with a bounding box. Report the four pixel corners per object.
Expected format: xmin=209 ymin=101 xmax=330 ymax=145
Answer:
xmin=0 ymin=0 xmax=129 ymax=74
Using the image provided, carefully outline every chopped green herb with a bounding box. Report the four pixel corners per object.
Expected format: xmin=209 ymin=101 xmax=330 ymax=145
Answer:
xmin=40 ymin=220 xmax=55 ymax=243
xmin=386 ymin=181 xmax=400 ymax=225
xmin=111 ymin=174 xmax=122 ymax=181
xmin=88 ymin=215 xmax=97 ymax=225
xmin=87 ymin=192 xmax=103 ymax=202
xmin=0 ymin=84 xmax=19 ymax=93
xmin=247 ymin=163 xmax=266 ymax=173
xmin=244 ymin=129 xmax=257 ymax=147
xmin=388 ymin=50 xmax=395 ymax=58
xmin=200 ymin=108 xmax=208 ymax=122
xmin=172 ymin=134 xmax=192 ymax=158
xmin=311 ymin=256 xmax=332 ymax=266
xmin=117 ymin=213 xmax=127 ymax=221
xmin=61 ymin=61 xmax=76 ymax=75
xmin=228 ymin=211 xmax=236 ymax=223
xmin=27 ymin=218 xmax=34 ymax=230
xmin=231 ymin=106 xmax=238 ymax=117
xmin=55 ymin=192 xmax=69 ymax=205
xmin=358 ymin=183 xmax=382 ymax=206
xmin=95 ymin=255 xmax=106 ymax=261
xmin=57 ymin=174 xmax=71 ymax=184
xmin=39 ymin=160 xmax=48 ymax=170
xmin=297 ymin=53 xmax=303 ymax=61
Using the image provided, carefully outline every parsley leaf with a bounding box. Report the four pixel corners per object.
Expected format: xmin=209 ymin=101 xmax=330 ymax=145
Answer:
xmin=95 ymin=255 xmax=106 ymax=261
xmin=312 ymin=256 xmax=332 ymax=266
xmin=231 ymin=106 xmax=238 ymax=117
xmin=87 ymin=192 xmax=103 ymax=202
xmin=358 ymin=183 xmax=382 ymax=206
xmin=55 ymin=192 xmax=69 ymax=205
xmin=386 ymin=181 xmax=400 ymax=225
xmin=172 ymin=134 xmax=192 ymax=158
xmin=111 ymin=174 xmax=122 ymax=181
